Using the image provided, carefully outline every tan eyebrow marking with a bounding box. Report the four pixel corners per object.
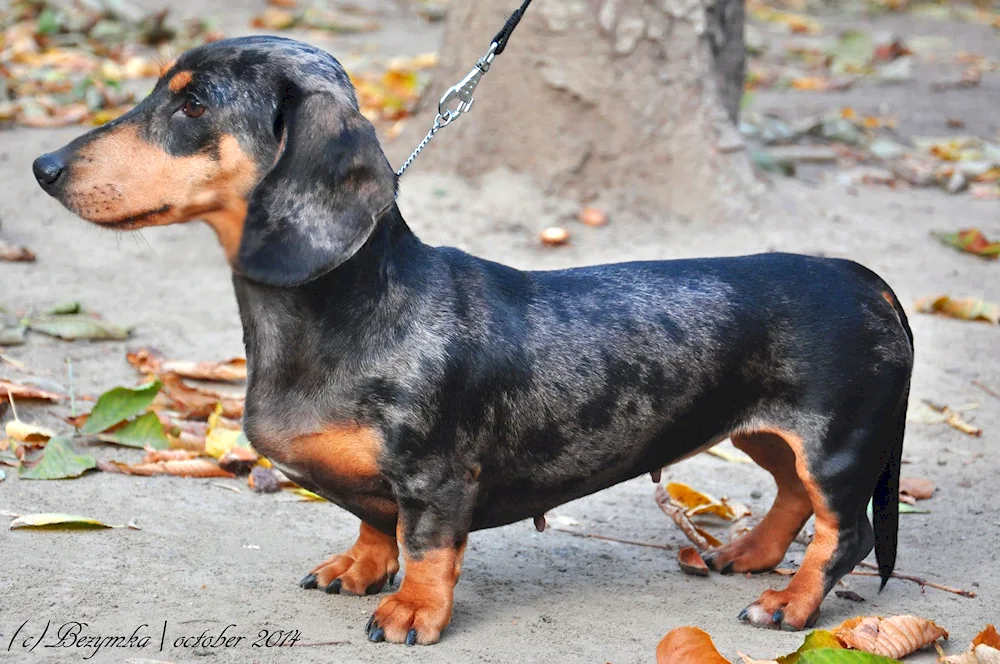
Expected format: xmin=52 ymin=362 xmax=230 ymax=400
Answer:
xmin=168 ymin=70 xmax=193 ymax=93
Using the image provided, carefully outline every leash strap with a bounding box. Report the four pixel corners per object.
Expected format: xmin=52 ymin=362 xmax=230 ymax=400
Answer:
xmin=395 ymin=0 xmax=533 ymax=178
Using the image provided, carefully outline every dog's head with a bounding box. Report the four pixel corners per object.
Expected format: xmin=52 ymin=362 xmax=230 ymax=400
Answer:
xmin=33 ymin=36 xmax=397 ymax=286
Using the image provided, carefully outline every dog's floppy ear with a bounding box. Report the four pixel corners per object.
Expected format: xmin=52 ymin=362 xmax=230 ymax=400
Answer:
xmin=236 ymin=88 xmax=397 ymax=286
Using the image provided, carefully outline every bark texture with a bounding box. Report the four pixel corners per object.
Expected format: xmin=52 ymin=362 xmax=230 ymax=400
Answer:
xmin=387 ymin=0 xmax=761 ymax=222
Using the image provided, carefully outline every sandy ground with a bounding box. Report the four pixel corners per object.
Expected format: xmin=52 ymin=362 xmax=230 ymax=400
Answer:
xmin=1 ymin=1 xmax=998 ymax=662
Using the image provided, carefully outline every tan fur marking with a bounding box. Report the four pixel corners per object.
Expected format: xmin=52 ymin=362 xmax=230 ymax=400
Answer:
xmin=168 ymin=70 xmax=193 ymax=92
xmin=706 ymin=433 xmax=813 ymax=573
xmin=372 ymin=541 xmax=465 ymax=644
xmin=881 ymin=291 xmax=895 ymax=306
xmin=748 ymin=427 xmax=839 ymax=628
xmin=291 ymin=423 xmax=383 ymax=480
xmin=310 ymin=522 xmax=400 ymax=594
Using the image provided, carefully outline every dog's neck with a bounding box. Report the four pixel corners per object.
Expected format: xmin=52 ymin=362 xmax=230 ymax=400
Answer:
xmin=202 ymin=198 xmax=250 ymax=264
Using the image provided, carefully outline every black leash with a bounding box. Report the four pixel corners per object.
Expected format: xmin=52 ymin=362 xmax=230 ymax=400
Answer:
xmin=395 ymin=0 xmax=534 ymax=178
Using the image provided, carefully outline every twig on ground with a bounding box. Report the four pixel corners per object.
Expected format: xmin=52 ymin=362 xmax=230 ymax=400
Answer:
xmin=295 ymin=640 xmax=350 ymax=647
xmin=0 ymin=352 xmax=25 ymax=368
xmin=854 ymin=561 xmax=976 ymax=598
xmin=209 ymin=482 xmax=241 ymax=493
xmin=972 ymin=380 xmax=1000 ymax=402
xmin=548 ymin=525 xmax=673 ymax=551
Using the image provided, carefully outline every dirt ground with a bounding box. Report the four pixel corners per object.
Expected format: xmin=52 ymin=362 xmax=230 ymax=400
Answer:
xmin=1 ymin=1 xmax=998 ymax=662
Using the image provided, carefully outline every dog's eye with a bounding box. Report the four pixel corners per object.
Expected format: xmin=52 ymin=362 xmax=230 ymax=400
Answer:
xmin=182 ymin=98 xmax=205 ymax=118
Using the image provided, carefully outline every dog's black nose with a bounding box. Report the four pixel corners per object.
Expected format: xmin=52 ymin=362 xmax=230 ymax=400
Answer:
xmin=32 ymin=152 xmax=66 ymax=189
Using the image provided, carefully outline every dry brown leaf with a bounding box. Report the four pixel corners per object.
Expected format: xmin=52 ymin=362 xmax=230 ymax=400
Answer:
xmin=677 ymin=546 xmax=710 ymax=577
xmin=127 ymin=348 xmax=246 ymax=382
xmin=833 ymin=615 xmax=948 ymax=658
xmin=540 ymin=227 xmax=570 ymax=246
xmin=655 ymin=485 xmax=723 ymax=550
xmin=5 ymin=420 xmax=56 ymax=445
xmin=0 ymin=238 xmax=36 ymax=262
xmin=579 ymin=207 xmax=608 ymax=227
xmin=900 ymin=477 xmax=935 ymax=501
xmin=0 ymin=380 xmax=66 ymax=403
xmin=656 ymin=626 xmax=730 ymax=664
xmin=142 ymin=447 xmax=200 ymax=463
xmin=154 ymin=373 xmax=244 ymax=420
xmin=100 ymin=458 xmax=234 ymax=478
xmin=916 ymin=295 xmax=999 ymax=324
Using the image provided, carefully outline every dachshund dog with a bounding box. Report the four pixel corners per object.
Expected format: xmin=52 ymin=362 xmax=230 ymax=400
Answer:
xmin=34 ymin=36 xmax=914 ymax=645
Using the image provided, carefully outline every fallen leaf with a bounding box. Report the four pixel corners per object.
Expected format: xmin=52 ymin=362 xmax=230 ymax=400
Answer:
xmin=656 ymin=626 xmax=730 ymax=664
xmin=655 ymin=485 xmax=723 ymax=550
xmin=940 ymin=645 xmax=1000 ymax=664
xmin=81 ymin=381 xmax=162 ymax=435
xmin=10 ymin=513 xmax=111 ymax=530
xmin=975 ymin=626 xmax=1000 ymax=649
xmin=141 ymin=447 xmax=199 ymax=463
xmin=98 ymin=411 xmax=169 ymax=450
xmin=706 ymin=444 xmax=753 ymax=464
xmin=833 ymin=615 xmax=948 ymax=658
xmin=798 ymin=651 xmax=901 ymax=663
xmin=916 ymin=295 xmax=999 ymax=324
xmin=899 ymin=477 xmax=934 ymax=501
xmin=204 ymin=403 xmax=247 ymax=459
xmin=5 ymin=419 xmax=56 ymax=445
xmin=289 ymin=487 xmax=325 ymax=501
xmin=19 ymin=436 xmax=96 ymax=480
xmin=100 ymin=457 xmax=233 ymax=478
xmin=835 ymin=590 xmax=866 ymax=603
xmin=26 ymin=314 xmax=131 ymax=340
xmin=667 ymin=482 xmax=750 ymax=521
xmin=0 ymin=238 xmax=36 ymax=262
xmin=933 ymin=229 xmax=1000 ymax=260
xmin=218 ymin=446 xmax=259 ymax=475
xmin=677 ymin=546 xmax=710 ymax=576
xmin=155 ymin=373 xmax=244 ymax=419
xmin=249 ymin=7 xmax=297 ymax=29
xmin=0 ymin=380 xmax=66 ymax=403
xmin=126 ymin=347 xmax=246 ymax=382
xmin=741 ymin=630 xmax=845 ymax=664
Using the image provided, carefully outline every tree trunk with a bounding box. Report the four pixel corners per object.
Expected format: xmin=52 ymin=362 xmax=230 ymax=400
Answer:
xmin=387 ymin=0 xmax=761 ymax=223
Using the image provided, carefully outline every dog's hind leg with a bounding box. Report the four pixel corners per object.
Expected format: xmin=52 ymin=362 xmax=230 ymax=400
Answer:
xmin=300 ymin=522 xmax=400 ymax=596
xmin=703 ymin=432 xmax=813 ymax=575
xmin=737 ymin=426 xmax=882 ymax=631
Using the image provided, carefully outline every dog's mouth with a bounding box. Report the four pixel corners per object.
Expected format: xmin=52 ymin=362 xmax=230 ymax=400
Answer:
xmin=93 ymin=204 xmax=175 ymax=229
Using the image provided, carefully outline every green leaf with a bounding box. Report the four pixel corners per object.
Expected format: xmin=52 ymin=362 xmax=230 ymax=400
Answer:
xmin=800 ymin=649 xmax=901 ymax=664
xmin=898 ymin=502 xmax=930 ymax=514
xmin=0 ymin=323 xmax=25 ymax=346
xmin=27 ymin=314 xmax=131 ymax=341
xmin=98 ymin=412 xmax=168 ymax=449
xmin=0 ymin=450 xmax=19 ymax=467
xmin=830 ymin=30 xmax=874 ymax=74
xmin=81 ymin=381 xmax=162 ymax=435
xmin=18 ymin=437 xmax=96 ymax=480
xmin=777 ymin=631 xmax=843 ymax=664
xmin=45 ymin=301 xmax=83 ymax=315
xmin=36 ymin=8 xmax=62 ymax=36
xmin=10 ymin=513 xmax=112 ymax=530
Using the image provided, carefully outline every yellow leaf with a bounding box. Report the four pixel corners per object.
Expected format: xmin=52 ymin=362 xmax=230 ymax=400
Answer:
xmin=667 ymin=482 xmax=747 ymax=521
xmin=5 ymin=420 xmax=56 ymax=445
xmin=705 ymin=444 xmax=752 ymax=464
xmin=10 ymin=513 xmax=112 ymax=530
xmin=204 ymin=403 xmax=243 ymax=459
xmin=289 ymin=487 xmax=325 ymax=501
xmin=916 ymin=295 xmax=999 ymax=324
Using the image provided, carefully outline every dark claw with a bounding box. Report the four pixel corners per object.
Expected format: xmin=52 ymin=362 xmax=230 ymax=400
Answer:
xmin=406 ymin=629 xmax=417 ymax=646
xmin=325 ymin=579 xmax=342 ymax=594
xmin=365 ymin=581 xmax=382 ymax=596
xmin=388 ymin=573 xmax=396 ymax=586
xmin=738 ymin=608 xmax=749 ymax=622
xmin=369 ymin=627 xmax=385 ymax=643
xmin=299 ymin=573 xmax=317 ymax=589
xmin=772 ymin=609 xmax=784 ymax=625
xmin=719 ymin=562 xmax=734 ymax=576
xmin=781 ymin=621 xmax=800 ymax=632
xmin=365 ymin=616 xmax=375 ymax=633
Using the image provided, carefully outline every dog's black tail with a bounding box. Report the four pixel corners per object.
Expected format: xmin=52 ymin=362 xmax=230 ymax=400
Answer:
xmin=872 ymin=293 xmax=913 ymax=591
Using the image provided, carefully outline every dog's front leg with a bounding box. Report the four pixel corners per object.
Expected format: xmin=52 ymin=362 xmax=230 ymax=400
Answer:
xmin=365 ymin=467 xmax=477 ymax=646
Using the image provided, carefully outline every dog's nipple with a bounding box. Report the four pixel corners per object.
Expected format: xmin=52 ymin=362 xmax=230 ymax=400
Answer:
xmin=650 ymin=468 xmax=662 ymax=483
xmin=533 ymin=515 xmax=546 ymax=532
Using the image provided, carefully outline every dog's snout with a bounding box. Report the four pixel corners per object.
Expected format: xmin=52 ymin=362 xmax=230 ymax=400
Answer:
xmin=33 ymin=151 xmax=67 ymax=190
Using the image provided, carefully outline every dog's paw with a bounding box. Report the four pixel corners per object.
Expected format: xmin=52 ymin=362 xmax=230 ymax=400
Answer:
xmin=738 ymin=589 xmax=820 ymax=632
xmin=299 ymin=549 xmax=399 ymax=596
xmin=365 ymin=586 xmax=452 ymax=645
xmin=703 ymin=534 xmax=786 ymax=575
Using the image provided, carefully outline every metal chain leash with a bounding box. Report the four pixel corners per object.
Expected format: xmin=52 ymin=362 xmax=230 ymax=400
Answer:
xmin=395 ymin=0 xmax=532 ymax=179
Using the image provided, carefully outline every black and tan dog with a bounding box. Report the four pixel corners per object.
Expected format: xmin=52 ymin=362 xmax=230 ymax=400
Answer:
xmin=33 ymin=36 xmax=914 ymax=646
